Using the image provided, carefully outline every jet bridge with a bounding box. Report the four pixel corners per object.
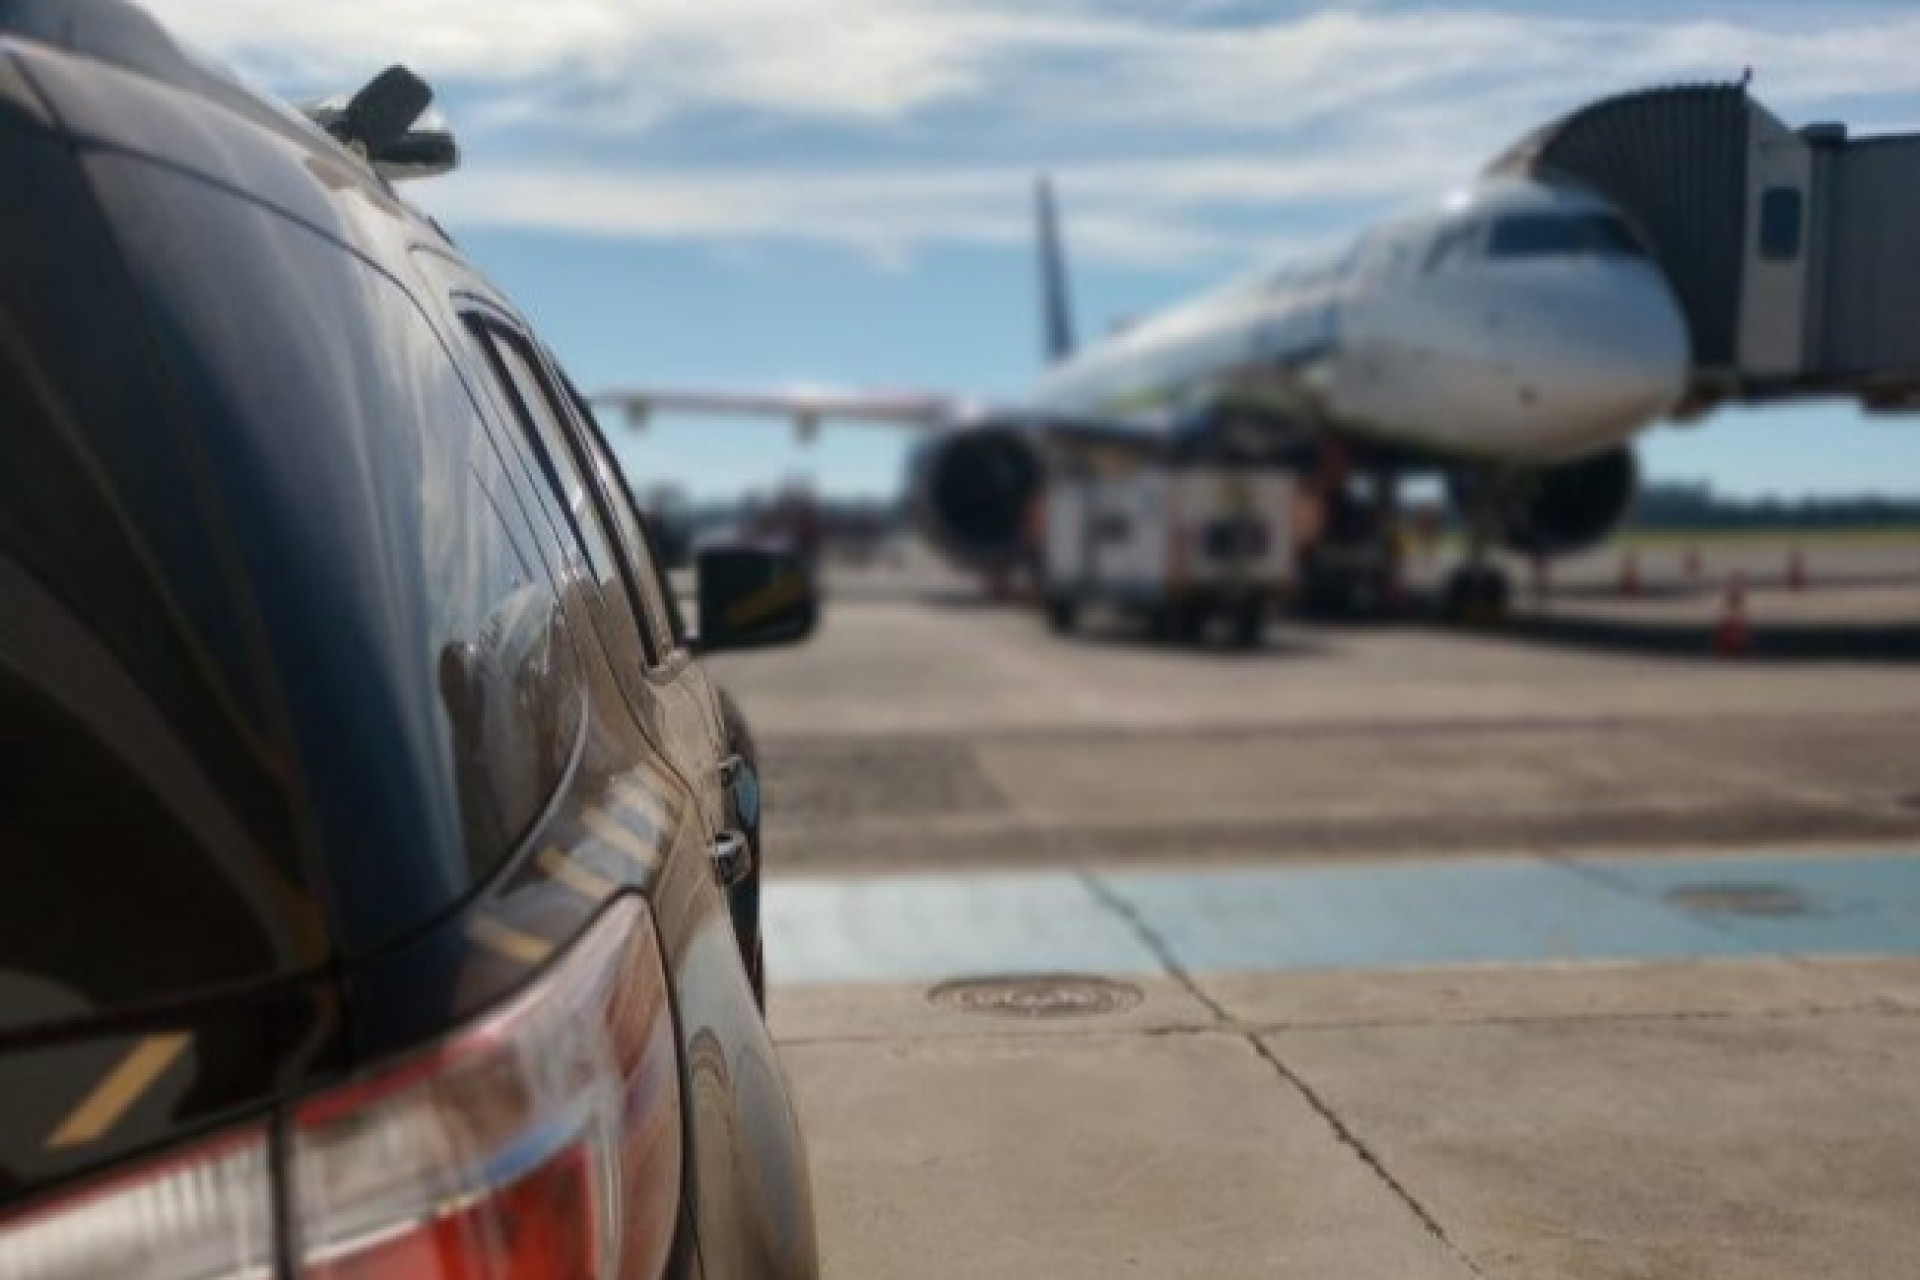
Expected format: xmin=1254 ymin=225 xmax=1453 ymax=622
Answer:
xmin=1491 ymin=83 xmax=1920 ymax=414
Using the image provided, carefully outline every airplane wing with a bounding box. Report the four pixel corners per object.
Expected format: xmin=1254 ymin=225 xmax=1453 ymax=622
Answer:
xmin=594 ymin=386 xmax=967 ymax=439
xmin=596 ymin=382 xmax=1318 ymax=470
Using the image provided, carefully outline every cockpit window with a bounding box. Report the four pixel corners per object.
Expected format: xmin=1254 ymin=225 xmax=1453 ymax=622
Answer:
xmin=1423 ymin=221 xmax=1482 ymax=273
xmin=1488 ymin=213 xmax=1648 ymax=260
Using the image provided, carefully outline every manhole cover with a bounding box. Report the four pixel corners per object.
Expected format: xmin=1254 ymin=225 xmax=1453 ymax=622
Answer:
xmin=1666 ymin=882 xmax=1812 ymax=918
xmin=929 ymin=974 xmax=1143 ymax=1019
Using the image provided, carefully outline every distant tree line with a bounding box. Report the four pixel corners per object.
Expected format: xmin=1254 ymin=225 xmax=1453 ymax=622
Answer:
xmin=648 ymin=479 xmax=1920 ymax=542
xmin=1629 ymin=482 xmax=1920 ymax=532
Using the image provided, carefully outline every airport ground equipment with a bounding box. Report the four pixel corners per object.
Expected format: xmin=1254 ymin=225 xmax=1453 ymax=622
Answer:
xmin=1043 ymin=459 xmax=1296 ymax=645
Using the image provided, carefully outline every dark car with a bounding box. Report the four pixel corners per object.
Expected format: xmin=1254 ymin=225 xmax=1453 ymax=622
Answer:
xmin=0 ymin=4 xmax=819 ymax=1277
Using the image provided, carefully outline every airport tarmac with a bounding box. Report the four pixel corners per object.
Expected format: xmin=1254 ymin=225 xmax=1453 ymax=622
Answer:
xmin=717 ymin=549 xmax=1920 ymax=869
xmin=711 ymin=548 xmax=1920 ymax=1280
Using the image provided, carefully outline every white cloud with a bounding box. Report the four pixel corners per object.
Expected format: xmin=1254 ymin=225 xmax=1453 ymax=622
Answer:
xmin=149 ymin=1 xmax=1920 ymax=261
xmin=150 ymin=0 xmax=1059 ymax=115
xmin=152 ymin=2 xmax=1920 ymax=122
xmin=418 ymin=156 xmax=1427 ymax=266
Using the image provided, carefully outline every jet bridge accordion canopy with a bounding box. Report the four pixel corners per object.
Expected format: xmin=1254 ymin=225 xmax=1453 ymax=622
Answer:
xmin=1491 ymin=83 xmax=1920 ymax=413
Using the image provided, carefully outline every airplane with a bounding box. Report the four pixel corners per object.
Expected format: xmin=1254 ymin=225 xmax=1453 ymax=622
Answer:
xmin=598 ymin=170 xmax=1691 ymax=617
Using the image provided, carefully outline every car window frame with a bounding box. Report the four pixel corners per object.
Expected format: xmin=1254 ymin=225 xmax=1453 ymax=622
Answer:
xmin=545 ymin=359 xmax=693 ymax=667
xmin=463 ymin=314 xmax=663 ymax=670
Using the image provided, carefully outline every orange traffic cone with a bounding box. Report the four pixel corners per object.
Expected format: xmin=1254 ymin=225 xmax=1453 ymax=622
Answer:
xmin=1714 ymin=575 xmax=1752 ymax=657
xmin=1786 ymin=548 xmax=1807 ymax=592
xmin=1618 ymin=551 xmax=1641 ymax=599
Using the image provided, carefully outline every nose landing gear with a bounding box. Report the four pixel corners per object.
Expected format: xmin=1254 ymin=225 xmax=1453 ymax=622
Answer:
xmin=1444 ymin=467 xmax=1517 ymax=624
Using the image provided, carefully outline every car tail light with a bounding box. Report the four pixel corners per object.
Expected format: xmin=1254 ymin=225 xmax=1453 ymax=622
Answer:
xmin=0 ymin=899 xmax=681 ymax=1280
xmin=0 ymin=1130 xmax=274 ymax=1280
xmin=293 ymin=898 xmax=682 ymax=1280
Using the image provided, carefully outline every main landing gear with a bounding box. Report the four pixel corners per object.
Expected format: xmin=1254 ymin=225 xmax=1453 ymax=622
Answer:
xmin=1442 ymin=563 xmax=1511 ymax=620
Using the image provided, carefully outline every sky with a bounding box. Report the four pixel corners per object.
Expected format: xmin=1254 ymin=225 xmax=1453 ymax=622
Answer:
xmin=152 ymin=0 xmax=1920 ymax=501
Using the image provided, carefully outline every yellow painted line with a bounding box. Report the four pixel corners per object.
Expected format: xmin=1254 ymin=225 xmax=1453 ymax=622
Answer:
xmin=536 ymin=846 xmax=616 ymax=899
xmin=47 ymin=1034 xmax=191 ymax=1151
xmin=583 ymin=806 xmax=665 ymax=875
xmin=611 ymin=776 xmax=676 ymax=834
xmin=466 ymin=914 xmax=553 ymax=966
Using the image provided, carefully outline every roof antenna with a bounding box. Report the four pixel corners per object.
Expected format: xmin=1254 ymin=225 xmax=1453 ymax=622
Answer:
xmin=300 ymin=66 xmax=459 ymax=180
xmin=336 ymin=66 xmax=433 ymax=157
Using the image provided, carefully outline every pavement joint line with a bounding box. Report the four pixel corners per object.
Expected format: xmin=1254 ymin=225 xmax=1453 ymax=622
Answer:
xmin=758 ymin=706 xmax=1920 ymax=749
xmin=1235 ymin=998 xmax=1920 ymax=1036
xmin=770 ymin=993 xmax=1920 ymax=1050
xmin=775 ymin=1023 xmax=1237 ymax=1050
xmin=766 ymin=838 xmax=1920 ymax=882
xmin=1245 ymin=1033 xmax=1489 ymax=1278
xmin=1068 ymin=864 xmax=1497 ymax=1259
xmin=1074 ymin=867 xmax=1232 ymax=1024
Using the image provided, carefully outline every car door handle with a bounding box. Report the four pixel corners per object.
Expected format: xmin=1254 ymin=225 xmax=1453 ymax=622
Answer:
xmin=710 ymin=829 xmax=753 ymax=890
xmin=718 ymin=754 xmax=760 ymax=827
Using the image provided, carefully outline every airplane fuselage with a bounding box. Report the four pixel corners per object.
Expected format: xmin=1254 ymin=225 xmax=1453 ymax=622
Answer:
xmin=1031 ymin=177 xmax=1691 ymax=468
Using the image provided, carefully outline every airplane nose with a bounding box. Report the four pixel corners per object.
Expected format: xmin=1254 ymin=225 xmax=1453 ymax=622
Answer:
xmin=1530 ymin=270 xmax=1691 ymax=450
xmin=1593 ymin=282 xmax=1690 ymax=416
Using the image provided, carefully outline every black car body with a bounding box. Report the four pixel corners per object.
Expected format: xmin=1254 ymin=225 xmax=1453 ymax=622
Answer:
xmin=0 ymin=4 xmax=817 ymax=1276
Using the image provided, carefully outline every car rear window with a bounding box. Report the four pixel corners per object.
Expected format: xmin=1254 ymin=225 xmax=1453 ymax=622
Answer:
xmin=0 ymin=122 xmax=321 ymax=1025
xmin=46 ymin=150 xmax=587 ymax=954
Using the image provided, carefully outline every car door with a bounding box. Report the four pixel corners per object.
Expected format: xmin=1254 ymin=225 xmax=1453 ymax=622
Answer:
xmin=466 ymin=320 xmax=729 ymax=834
xmin=462 ymin=313 xmax=817 ymax=1279
xmin=543 ymin=353 xmax=736 ymax=801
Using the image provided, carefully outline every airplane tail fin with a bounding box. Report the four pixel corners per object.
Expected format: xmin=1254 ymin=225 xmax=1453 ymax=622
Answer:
xmin=1036 ymin=175 xmax=1077 ymax=365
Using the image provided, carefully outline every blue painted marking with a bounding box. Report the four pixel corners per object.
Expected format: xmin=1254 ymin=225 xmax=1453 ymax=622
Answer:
xmin=764 ymin=872 xmax=1159 ymax=984
xmin=766 ymin=852 xmax=1920 ymax=985
xmin=1100 ymin=860 xmax=1756 ymax=974
xmin=1573 ymin=852 xmax=1920 ymax=958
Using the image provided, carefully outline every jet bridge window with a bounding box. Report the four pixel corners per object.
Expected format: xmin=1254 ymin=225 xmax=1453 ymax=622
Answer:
xmin=1759 ymin=187 xmax=1803 ymax=260
xmin=1488 ymin=213 xmax=1647 ymax=260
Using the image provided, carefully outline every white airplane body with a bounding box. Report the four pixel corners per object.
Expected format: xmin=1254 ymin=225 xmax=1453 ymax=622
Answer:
xmin=1035 ymin=178 xmax=1687 ymax=465
xmin=601 ymin=173 xmax=1694 ymax=608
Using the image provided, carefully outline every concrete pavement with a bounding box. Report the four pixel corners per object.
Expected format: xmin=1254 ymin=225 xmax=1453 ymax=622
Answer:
xmin=714 ymin=571 xmax=1920 ymax=1278
xmin=767 ymin=852 xmax=1920 ymax=1278
xmin=777 ymin=952 xmax=1920 ymax=1280
xmin=715 ymin=584 xmax=1920 ymax=870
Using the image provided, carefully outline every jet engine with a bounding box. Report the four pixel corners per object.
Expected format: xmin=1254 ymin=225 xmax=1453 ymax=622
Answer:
xmin=908 ymin=424 xmax=1046 ymax=573
xmin=1497 ymin=446 xmax=1639 ymax=557
xmin=1450 ymin=446 xmax=1638 ymax=558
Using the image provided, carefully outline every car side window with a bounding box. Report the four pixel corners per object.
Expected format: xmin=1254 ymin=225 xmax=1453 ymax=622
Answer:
xmin=366 ymin=303 xmax=586 ymax=880
xmin=435 ymin=455 xmax=586 ymax=877
xmin=551 ymin=364 xmax=687 ymax=658
xmin=472 ymin=322 xmax=658 ymax=674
